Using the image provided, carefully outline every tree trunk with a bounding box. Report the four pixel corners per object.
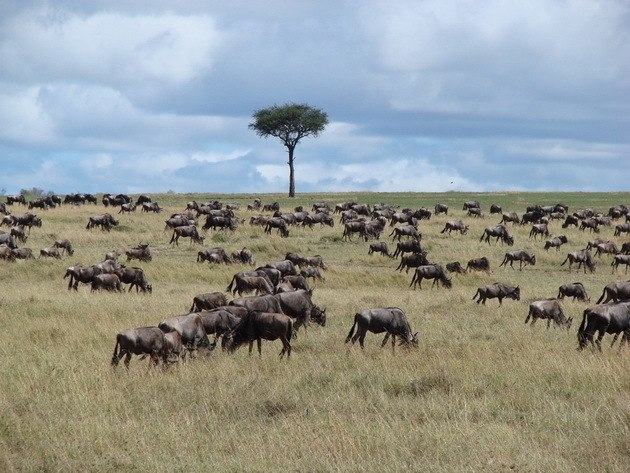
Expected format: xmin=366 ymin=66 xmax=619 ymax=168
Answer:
xmin=287 ymin=146 xmax=296 ymax=197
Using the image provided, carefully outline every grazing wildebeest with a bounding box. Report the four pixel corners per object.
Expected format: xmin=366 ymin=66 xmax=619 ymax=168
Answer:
xmin=389 ymin=224 xmax=421 ymax=241
xmin=577 ymin=302 xmax=630 ymax=351
xmin=579 ymin=218 xmax=600 ymax=233
xmin=228 ymin=273 xmax=275 ymax=296
xmin=115 ymin=267 xmax=152 ymax=293
xmin=525 ymin=299 xmax=572 ymax=329
xmin=53 ymin=239 xmax=74 ymax=256
xmin=467 ymin=207 xmax=483 ymax=218
xmin=229 ymin=294 xmax=284 ymax=315
xmin=264 ymin=217 xmax=290 ymax=237
xmin=409 ymin=264 xmax=452 ymax=289
xmin=12 ymin=247 xmax=34 ymax=260
xmin=158 ymin=313 xmax=211 ymax=356
xmin=141 ymin=202 xmax=162 ymax=213
xmin=190 ymin=292 xmax=228 ymax=312
xmin=614 ymin=223 xmax=630 ymax=237
xmin=164 ymin=216 xmax=196 ymax=231
xmin=86 ymin=213 xmax=118 ymax=231
xmin=586 ymin=238 xmax=606 ymax=251
xmin=63 ymin=264 xmax=102 ymax=290
xmin=561 ymin=250 xmax=596 ymax=273
xmin=594 ymin=241 xmax=619 ymax=258
xmin=274 ymin=289 xmax=325 ymax=332
xmin=520 ymin=210 xmax=545 ymax=225
xmin=596 ymin=281 xmax=630 ymax=304
xmin=197 ymin=247 xmax=231 ymax=264
xmin=197 ymin=309 xmax=242 ymax=347
xmin=479 ymin=225 xmax=513 ymax=245
xmin=490 ymin=204 xmax=502 ymax=214
xmin=226 ymin=270 xmax=274 ymax=295
xmin=300 ymin=266 xmax=325 ymax=282
xmin=345 ymin=307 xmax=418 ymax=353
xmin=472 ymin=283 xmax=520 ymax=305
xmin=529 ymin=223 xmax=549 ymax=240
xmin=544 ymin=235 xmax=568 ymax=251
xmin=303 ymin=212 xmax=334 ymax=228
xmin=125 ymin=243 xmax=152 ymax=262
xmin=111 ymin=326 xmax=168 ymax=369
xmin=342 ymin=220 xmax=366 ymax=241
xmin=611 ymin=255 xmax=630 ymax=274
xmin=466 ymin=256 xmax=490 ymax=274
xmin=499 ymin=250 xmax=536 ymax=270
xmin=562 ymin=215 xmax=579 ymax=228
xmin=368 ymin=242 xmax=392 ymax=257
xmin=10 ymin=226 xmax=27 ymax=244
xmin=265 ymin=259 xmax=298 ymax=277
xmin=392 ymin=239 xmax=424 ymax=258
xmin=395 ymin=252 xmax=430 ymax=273
xmin=462 ymin=201 xmax=480 ymax=211
xmin=225 ymin=311 xmax=293 ymax=359
xmin=118 ymin=203 xmax=136 ymax=213
xmin=231 ymin=247 xmax=255 ymax=265
xmin=0 ymin=233 xmax=17 ymax=249
xmin=40 ymin=246 xmax=63 ymax=259
xmin=91 ymin=273 xmax=123 ymax=292
xmin=446 ymin=261 xmax=466 ymax=274
xmin=440 ymin=219 xmax=469 ymax=235
xmin=434 ymin=203 xmax=448 ymax=215
xmin=499 ymin=212 xmax=520 ymax=225
xmin=557 ymin=282 xmax=590 ymax=302
xmin=170 ymin=225 xmax=204 ymax=245
xmin=0 ymin=244 xmax=16 ymax=261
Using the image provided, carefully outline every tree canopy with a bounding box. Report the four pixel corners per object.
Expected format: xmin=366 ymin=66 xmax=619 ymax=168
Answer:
xmin=249 ymin=103 xmax=328 ymax=197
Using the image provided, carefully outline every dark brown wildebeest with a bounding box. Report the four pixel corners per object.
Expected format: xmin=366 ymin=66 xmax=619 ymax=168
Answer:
xmin=479 ymin=225 xmax=514 ymax=245
xmin=203 ymin=215 xmax=236 ymax=231
xmin=466 ymin=256 xmax=490 ymax=274
xmin=472 ymin=283 xmax=520 ymax=305
xmin=141 ymin=202 xmax=162 ymax=213
xmin=115 ymin=267 xmax=152 ymax=293
xmin=0 ymin=233 xmax=17 ymax=249
xmin=434 ymin=203 xmax=448 ymax=215
xmin=190 ymin=292 xmax=228 ymax=312
xmin=363 ymin=218 xmax=387 ymax=241
xmin=164 ymin=216 xmax=196 ymax=231
xmin=281 ymin=275 xmax=311 ymax=292
xmin=6 ymin=194 xmax=26 ymax=205
xmin=170 ymin=225 xmax=204 ymax=245
xmin=125 ymin=243 xmax=152 ymax=262
xmin=462 ymin=201 xmax=480 ymax=211
xmin=0 ymin=244 xmax=16 ymax=261
xmin=265 ymin=259 xmax=298 ymax=278
xmin=91 ymin=273 xmax=123 ymax=292
xmin=53 ymin=239 xmax=74 ymax=256
xmin=596 ymin=281 xmax=630 ymax=304
xmin=254 ymin=266 xmax=282 ymax=287
xmin=490 ymin=204 xmax=502 ymax=214
xmin=499 ymin=212 xmax=520 ymax=225
xmin=409 ymin=264 xmax=452 ymax=289
xmin=389 ymin=224 xmax=420 ymax=241
xmin=231 ymin=247 xmax=255 ymax=265
xmin=158 ymin=313 xmax=211 ymax=356
xmin=557 ymin=282 xmax=590 ymax=302
xmin=561 ymin=250 xmax=596 ymax=273
xmin=63 ymin=264 xmax=102 ymax=290
xmin=303 ymin=212 xmax=334 ymax=228
xmin=229 ymin=294 xmax=284 ymax=316
xmin=614 ymin=223 xmax=630 ymax=237
xmin=342 ymin=220 xmax=365 ymax=241
xmin=197 ymin=309 xmax=242 ymax=348
xmin=544 ymin=235 xmax=568 ymax=251
xmin=274 ymin=289 xmax=326 ymax=332
xmin=368 ymin=242 xmax=392 ymax=257
xmin=118 ymin=203 xmax=136 ymax=214
xmin=300 ymin=266 xmax=325 ymax=282
xmin=529 ymin=223 xmax=549 ymax=240
xmin=135 ymin=194 xmax=152 ymax=206
xmin=446 ymin=261 xmax=466 ymax=274
xmin=111 ymin=326 xmax=168 ymax=369
xmin=345 ymin=307 xmax=418 ymax=353
xmin=562 ymin=214 xmax=579 ymax=228
xmin=467 ymin=207 xmax=483 ymax=218
xmin=577 ymin=302 xmax=630 ymax=351
xmin=500 ymin=250 xmax=536 ymax=270
xmin=197 ymin=247 xmax=231 ymax=264
xmin=579 ymin=217 xmax=600 ymax=233
xmin=86 ymin=213 xmax=118 ymax=231
xmin=226 ymin=270 xmax=274 ymax=295
xmin=520 ymin=210 xmax=544 ymax=225
xmin=586 ymin=238 xmax=606 ymax=251
xmin=264 ymin=217 xmax=289 ymax=237
xmin=10 ymin=226 xmax=27 ymax=244
xmin=611 ymin=254 xmax=630 ymax=274
xmin=396 ymin=252 xmax=430 ymax=273
xmin=40 ymin=246 xmax=63 ymax=259
xmin=392 ymin=239 xmax=423 ymax=258
xmin=594 ymin=241 xmax=619 ymax=258
xmin=229 ymin=274 xmax=274 ymax=296
xmin=525 ymin=299 xmax=572 ymax=329
xmin=12 ymin=247 xmax=34 ymax=259
xmin=225 ymin=311 xmax=293 ymax=359
xmin=440 ymin=219 xmax=469 ymax=235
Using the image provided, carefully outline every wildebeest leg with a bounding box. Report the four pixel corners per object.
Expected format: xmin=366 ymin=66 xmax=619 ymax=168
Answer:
xmin=381 ymin=333 xmax=390 ymax=348
xmin=546 ymin=318 xmax=551 ymax=329
xmin=123 ymin=352 xmax=132 ymax=369
xmin=256 ymin=338 xmax=263 ymax=356
xmin=610 ymin=333 xmax=620 ymax=348
xmin=248 ymin=340 xmax=255 ymax=356
xmin=357 ymin=328 xmax=367 ymax=349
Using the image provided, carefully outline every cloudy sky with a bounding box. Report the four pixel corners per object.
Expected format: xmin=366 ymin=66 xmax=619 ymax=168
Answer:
xmin=1 ymin=0 xmax=628 ymax=196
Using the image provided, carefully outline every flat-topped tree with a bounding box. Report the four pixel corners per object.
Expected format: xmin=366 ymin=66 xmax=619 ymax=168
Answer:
xmin=249 ymin=103 xmax=328 ymax=197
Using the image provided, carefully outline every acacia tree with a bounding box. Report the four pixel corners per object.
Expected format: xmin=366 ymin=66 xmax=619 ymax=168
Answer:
xmin=249 ymin=103 xmax=328 ymax=197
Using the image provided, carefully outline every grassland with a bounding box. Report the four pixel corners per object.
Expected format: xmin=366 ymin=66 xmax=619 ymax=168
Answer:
xmin=1 ymin=191 xmax=630 ymax=472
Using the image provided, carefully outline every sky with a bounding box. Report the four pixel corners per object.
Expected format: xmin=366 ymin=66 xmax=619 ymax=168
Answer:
xmin=0 ymin=0 xmax=628 ymax=196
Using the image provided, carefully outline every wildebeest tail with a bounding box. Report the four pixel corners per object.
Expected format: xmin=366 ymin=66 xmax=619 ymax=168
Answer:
xmin=226 ymin=275 xmax=236 ymax=293
xmin=111 ymin=334 xmax=121 ymax=366
xmin=577 ymin=309 xmax=589 ymax=337
xmin=472 ymin=289 xmax=480 ymax=301
xmin=345 ymin=316 xmax=358 ymax=343
xmin=596 ymin=288 xmax=607 ymax=304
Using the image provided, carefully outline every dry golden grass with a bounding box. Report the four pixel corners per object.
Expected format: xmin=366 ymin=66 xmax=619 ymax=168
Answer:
xmin=1 ymin=191 xmax=630 ymax=472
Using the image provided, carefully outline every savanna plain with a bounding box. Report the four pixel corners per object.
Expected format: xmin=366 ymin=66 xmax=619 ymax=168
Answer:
xmin=1 ymin=191 xmax=630 ymax=473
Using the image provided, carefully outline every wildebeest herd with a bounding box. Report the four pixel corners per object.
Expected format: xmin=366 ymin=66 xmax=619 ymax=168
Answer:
xmin=4 ymin=193 xmax=630 ymax=370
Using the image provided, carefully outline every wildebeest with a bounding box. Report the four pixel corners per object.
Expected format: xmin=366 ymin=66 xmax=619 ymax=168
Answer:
xmin=12 ymin=247 xmax=34 ymax=260
xmin=557 ymin=282 xmax=590 ymax=302
xmin=395 ymin=252 xmax=430 ymax=273
xmin=86 ymin=213 xmax=118 ymax=231
xmin=125 ymin=243 xmax=152 ymax=262
xmin=466 ymin=256 xmax=490 ymax=274
xmin=577 ymin=302 xmax=630 ymax=351
xmin=345 ymin=307 xmax=418 ymax=352
xmin=265 ymin=260 xmax=298 ymax=277
xmin=303 ymin=212 xmax=334 ymax=228
xmin=226 ymin=270 xmax=274 ymax=295
xmin=479 ymin=225 xmax=514 ymax=245
xmin=561 ymin=250 xmax=596 ymax=273
xmin=579 ymin=217 xmax=600 ymax=233
xmin=264 ymin=217 xmax=290 ymax=237
xmin=115 ymin=267 xmax=152 ymax=293
xmin=281 ymin=275 xmax=311 ymax=292
xmin=434 ymin=203 xmax=448 ymax=215
xmin=225 ymin=311 xmax=293 ymax=359
xmin=190 ymin=292 xmax=228 ymax=312
xmin=440 ymin=219 xmax=469 ymax=235
xmin=462 ymin=201 xmax=480 ymax=211
xmin=467 ymin=207 xmax=483 ymax=218
xmin=389 ymin=224 xmax=420 ymax=241
xmin=596 ymin=281 xmax=630 ymax=304
xmin=500 ymin=250 xmax=536 ymax=270
xmin=158 ymin=313 xmax=211 ymax=356
xmin=472 ymin=283 xmax=520 ymax=305
xmin=409 ymin=264 xmax=452 ymax=289
xmin=170 ymin=225 xmax=204 ymax=245
xmin=53 ymin=239 xmax=74 ymax=256
xmin=490 ymin=204 xmax=502 ymax=214
xmin=230 ymin=294 xmax=284 ymax=315
xmin=10 ymin=226 xmax=27 ymax=244
xmin=544 ymin=235 xmax=568 ymax=251
xmin=164 ymin=216 xmax=197 ymax=231
xmin=274 ymin=289 xmax=326 ymax=332
xmin=197 ymin=247 xmax=231 ymax=264
xmin=611 ymin=254 xmax=630 ymax=274
xmin=227 ymin=273 xmax=275 ymax=296
xmin=231 ymin=247 xmax=255 ymax=265
xmin=392 ymin=239 xmax=424 ymax=258
xmin=91 ymin=273 xmax=123 ymax=292
xmin=446 ymin=261 xmax=466 ymax=274
xmin=342 ymin=220 xmax=365 ymax=241
xmin=40 ymin=246 xmax=63 ymax=259
xmin=525 ymin=299 xmax=572 ymax=329
xmin=614 ymin=223 xmax=630 ymax=237
xmin=368 ymin=242 xmax=392 ymax=257
xmin=63 ymin=264 xmax=102 ymax=290
xmin=499 ymin=212 xmax=520 ymax=225
xmin=529 ymin=223 xmax=549 ymax=240
xmin=594 ymin=241 xmax=619 ymax=258
xmin=111 ymin=326 xmax=168 ymax=369
xmin=0 ymin=244 xmax=16 ymax=261
xmin=141 ymin=202 xmax=162 ymax=213
xmin=197 ymin=309 xmax=242 ymax=347
xmin=118 ymin=203 xmax=136 ymax=213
